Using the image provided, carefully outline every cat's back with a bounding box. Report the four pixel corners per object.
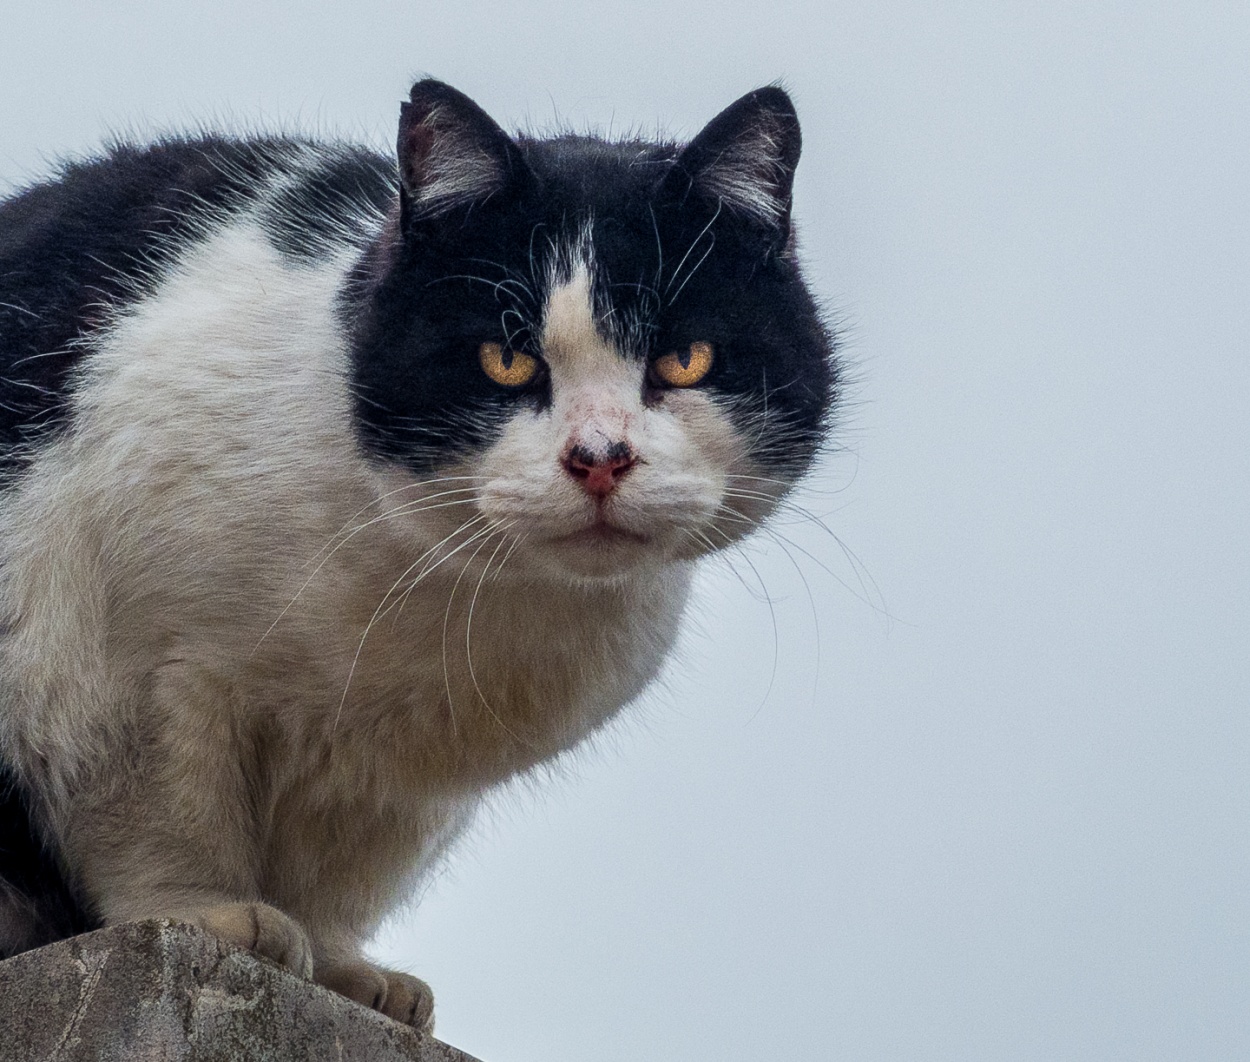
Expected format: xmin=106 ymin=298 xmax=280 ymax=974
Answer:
xmin=0 ymin=135 xmax=394 ymax=462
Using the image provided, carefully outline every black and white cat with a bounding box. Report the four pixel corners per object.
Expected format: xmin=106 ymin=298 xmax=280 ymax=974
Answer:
xmin=0 ymin=79 xmax=835 ymax=1028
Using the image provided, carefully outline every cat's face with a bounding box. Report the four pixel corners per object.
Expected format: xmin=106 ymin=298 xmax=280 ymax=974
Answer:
xmin=350 ymin=81 xmax=835 ymax=582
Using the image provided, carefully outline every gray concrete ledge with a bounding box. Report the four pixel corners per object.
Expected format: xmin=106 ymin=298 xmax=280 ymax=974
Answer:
xmin=0 ymin=919 xmax=483 ymax=1061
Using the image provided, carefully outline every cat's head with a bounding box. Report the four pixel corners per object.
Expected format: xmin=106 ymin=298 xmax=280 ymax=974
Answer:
xmin=349 ymin=79 xmax=836 ymax=581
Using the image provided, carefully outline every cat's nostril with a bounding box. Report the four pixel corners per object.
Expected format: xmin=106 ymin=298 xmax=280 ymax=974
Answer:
xmin=562 ymin=444 xmax=638 ymax=498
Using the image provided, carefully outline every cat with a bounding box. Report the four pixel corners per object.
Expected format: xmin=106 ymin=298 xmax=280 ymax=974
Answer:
xmin=0 ymin=78 xmax=836 ymax=1029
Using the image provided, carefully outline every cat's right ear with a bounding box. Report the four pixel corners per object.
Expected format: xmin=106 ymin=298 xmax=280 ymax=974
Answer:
xmin=397 ymin=79 xmax=530 ymax=229
xmin=659 ymin=86 xmax=801 ymax=249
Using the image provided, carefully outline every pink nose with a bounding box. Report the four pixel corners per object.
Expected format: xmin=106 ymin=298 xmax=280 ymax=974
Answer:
xmin=562 ymin=444 xmax=638 ymax=499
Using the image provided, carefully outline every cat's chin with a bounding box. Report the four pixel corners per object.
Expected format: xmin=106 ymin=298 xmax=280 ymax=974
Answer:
xmin=524 ymin=519 xmax=729 ymax=582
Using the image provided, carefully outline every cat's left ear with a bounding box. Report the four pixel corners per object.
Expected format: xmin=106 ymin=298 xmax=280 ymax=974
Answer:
xmin=397 ymin=79 xmax=531 ymax=227
xmin=662 ymin=86 xmax=801 ymax=246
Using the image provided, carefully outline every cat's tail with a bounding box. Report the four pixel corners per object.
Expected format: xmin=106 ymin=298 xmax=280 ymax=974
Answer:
xmin=0 ymin=759 xmax=98 ymax=959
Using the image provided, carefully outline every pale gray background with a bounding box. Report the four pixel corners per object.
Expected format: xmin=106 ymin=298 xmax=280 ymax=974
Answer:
xmin=3 ymin=2 xmax=1247 ymax=1060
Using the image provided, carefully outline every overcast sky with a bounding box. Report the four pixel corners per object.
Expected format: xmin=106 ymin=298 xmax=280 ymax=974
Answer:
xmin=4 ymin=3 xmax=1247 ymax=1060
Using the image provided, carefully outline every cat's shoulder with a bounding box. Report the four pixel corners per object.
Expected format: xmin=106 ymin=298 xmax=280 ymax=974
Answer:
xmin=0 ymin=132 xmax=393 ymax=462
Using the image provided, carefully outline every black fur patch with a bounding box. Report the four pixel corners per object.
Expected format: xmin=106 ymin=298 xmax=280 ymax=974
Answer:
xmin=0 ymin=760 xmax=97 ymax=957
xmin=259 ymin=148 xmax=396 ymax=261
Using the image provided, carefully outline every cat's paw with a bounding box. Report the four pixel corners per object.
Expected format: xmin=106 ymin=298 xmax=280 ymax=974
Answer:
xmin=379 ymin=968 xmax=435 ymax=1032
xmin=180 ymin=902 xmax=314 ymax=979
xmin=317 ymin=960 xmax=435 ymax=1032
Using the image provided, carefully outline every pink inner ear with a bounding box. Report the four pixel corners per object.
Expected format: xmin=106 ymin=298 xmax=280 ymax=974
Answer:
xmin=397 ymin=108 xmax=508 ymax=218
xmin=397 ymin=81 xmax=535 ymax=221
xmin=401 ymin=122 xmax=438 ymax=189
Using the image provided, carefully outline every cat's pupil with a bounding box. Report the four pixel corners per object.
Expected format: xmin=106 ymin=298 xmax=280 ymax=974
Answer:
xmin=500 ymin=348 xmax=514 ymax=371
xmin=678 ymin=347 xmax=692 ymax=370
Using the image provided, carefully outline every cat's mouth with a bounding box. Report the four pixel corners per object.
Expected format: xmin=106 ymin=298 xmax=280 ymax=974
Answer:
xmin=551 ymin=521 xmax=649 ymax=548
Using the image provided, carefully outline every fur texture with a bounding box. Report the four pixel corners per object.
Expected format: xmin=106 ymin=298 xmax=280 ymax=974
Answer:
xmin=0 ymin=80 xmax=836 ymax=1027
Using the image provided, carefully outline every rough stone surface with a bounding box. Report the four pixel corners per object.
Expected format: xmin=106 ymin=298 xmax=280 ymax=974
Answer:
xmin=0 ymin=920 xmax=483 ymax=1061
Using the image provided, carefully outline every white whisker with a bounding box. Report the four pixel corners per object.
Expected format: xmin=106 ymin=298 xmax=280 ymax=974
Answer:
xmin=440 ymin=520 xmax=509 ymax=738
xmin=333 ymin=513 xmax=488 ymax=728
xmin=254 ymin=487 xmax=482 ymax=653
xmin=462 ymin=526 xmax=532 ymax=748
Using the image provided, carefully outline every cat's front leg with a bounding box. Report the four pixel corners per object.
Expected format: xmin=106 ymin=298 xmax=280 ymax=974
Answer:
xmin=66 ymin=660 xmax=316 ymax=977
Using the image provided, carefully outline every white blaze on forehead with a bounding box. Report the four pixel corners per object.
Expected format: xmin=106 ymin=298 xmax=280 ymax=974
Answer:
xmin=541 ymin=263 xmax=630 ymax=380
xmin=539 ymin=254 xmax=643 ymax=448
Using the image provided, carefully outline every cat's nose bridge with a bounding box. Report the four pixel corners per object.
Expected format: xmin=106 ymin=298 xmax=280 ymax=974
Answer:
xmin=558 ymin=384 xmax=637 ymax=441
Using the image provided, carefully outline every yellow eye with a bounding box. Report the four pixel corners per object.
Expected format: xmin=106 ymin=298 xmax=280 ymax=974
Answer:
xmin=652 ymin=341 xmax=714 ymax=388
xmin=479 ymin=342 xmax=540 ymax=388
